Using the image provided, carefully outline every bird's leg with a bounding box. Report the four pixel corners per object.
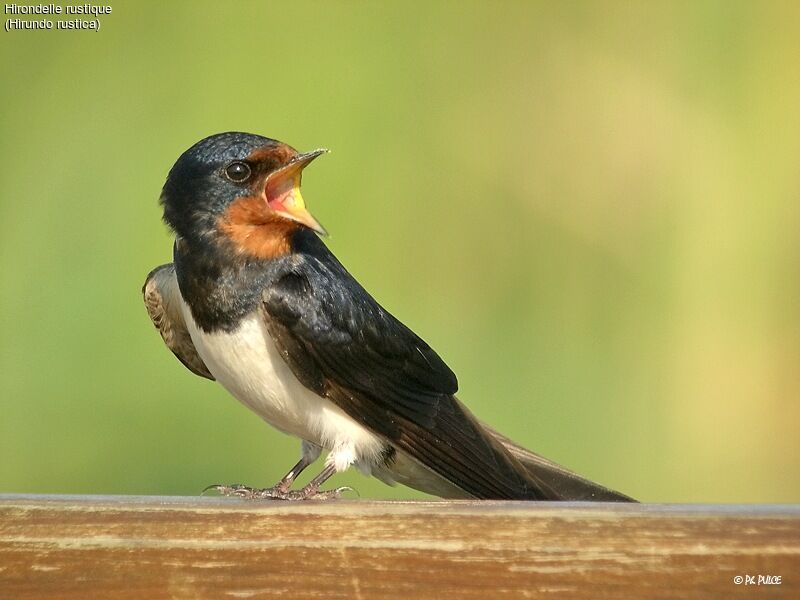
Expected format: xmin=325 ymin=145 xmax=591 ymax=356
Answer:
xmin=285 ymin=463 xmax=353 ymax=500
xmin=271 ymin=440 xmax=322 ymax=494
xmin=205 ymin=441 xmax=323 ymax=500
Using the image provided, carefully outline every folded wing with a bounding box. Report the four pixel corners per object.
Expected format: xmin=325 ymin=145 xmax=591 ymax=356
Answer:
xmin=143 ymin=263 xmax=214 ymax=380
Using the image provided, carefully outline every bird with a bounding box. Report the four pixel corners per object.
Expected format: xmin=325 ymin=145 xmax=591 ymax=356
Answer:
xmin=143 ymin=132 xmax=634 ymax=502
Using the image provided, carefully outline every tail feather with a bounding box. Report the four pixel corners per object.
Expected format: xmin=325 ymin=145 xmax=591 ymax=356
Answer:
xmin=483 ymin=423 xmax=636 ymax=502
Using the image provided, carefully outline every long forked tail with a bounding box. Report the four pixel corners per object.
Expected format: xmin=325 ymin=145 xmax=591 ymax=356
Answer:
xmin=484 ymin=424 xmax=636 ymax=502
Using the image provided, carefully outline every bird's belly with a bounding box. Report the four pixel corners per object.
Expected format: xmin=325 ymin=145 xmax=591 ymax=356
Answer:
xmin=180 ymin=304 xmax=384 ymax=463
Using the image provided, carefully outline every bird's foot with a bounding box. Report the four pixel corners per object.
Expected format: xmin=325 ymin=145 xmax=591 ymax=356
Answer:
xmin=202 ymin=483 xmax=291 ymax=500
xmin=285 ymin=486 xmax=354 ymax=501
xmin=202 ymin=483 xmax=353 ymax=501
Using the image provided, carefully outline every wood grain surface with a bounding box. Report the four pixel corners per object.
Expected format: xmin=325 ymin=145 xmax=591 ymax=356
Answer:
xmin=0 ymin=495 xmax=797 ymax=599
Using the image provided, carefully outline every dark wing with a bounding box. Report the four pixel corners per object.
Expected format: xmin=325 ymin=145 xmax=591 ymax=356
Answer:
xmin=261 ymin=256 xmax=555 ymax=500
xmin=143 ymin=263 xmax=214 ymax=380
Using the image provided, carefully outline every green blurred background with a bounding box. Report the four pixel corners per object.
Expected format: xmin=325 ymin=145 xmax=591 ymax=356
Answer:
xmin=1 ymin=1 xmax=799 ymax=502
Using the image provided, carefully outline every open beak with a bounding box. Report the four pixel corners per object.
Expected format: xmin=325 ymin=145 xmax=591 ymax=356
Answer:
xmin=264 ymin=149 xmax=328 ymax=236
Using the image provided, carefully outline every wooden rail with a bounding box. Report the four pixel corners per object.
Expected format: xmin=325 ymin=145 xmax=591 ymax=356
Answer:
xmin=0 ymin=495 xmax=798 ymax=599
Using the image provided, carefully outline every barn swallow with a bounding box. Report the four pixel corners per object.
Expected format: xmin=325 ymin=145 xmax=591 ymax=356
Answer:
xmin=143 ymin=132 xmax=634 ymax=501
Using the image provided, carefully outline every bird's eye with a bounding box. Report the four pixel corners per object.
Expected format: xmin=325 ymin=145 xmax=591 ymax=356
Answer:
xmin=224 ymin=161 xmax=251 ymax=182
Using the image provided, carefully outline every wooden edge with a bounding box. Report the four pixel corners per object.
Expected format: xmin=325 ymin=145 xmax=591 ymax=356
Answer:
xmin=1 ymin=495 xmax=798 ymax=600
xmin=2 ymin=493 xmax=799 ymax=515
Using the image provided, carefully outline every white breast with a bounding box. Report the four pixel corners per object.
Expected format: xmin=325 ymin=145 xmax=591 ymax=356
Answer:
xmin=180 ymin=301 xmax=385 ymax=472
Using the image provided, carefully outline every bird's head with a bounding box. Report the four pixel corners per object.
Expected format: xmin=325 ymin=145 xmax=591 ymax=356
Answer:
xmin=161 ymin=132 xmax=327 ymax=258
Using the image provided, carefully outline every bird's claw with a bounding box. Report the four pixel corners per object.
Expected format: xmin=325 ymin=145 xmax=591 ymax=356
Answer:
xmin=202 ymin=483 xmax=355 ymax=501
xmin=287 ymin=486 xmax=355 ymax=501
xmin=203 ymin=483 xmax=290 ymax=500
